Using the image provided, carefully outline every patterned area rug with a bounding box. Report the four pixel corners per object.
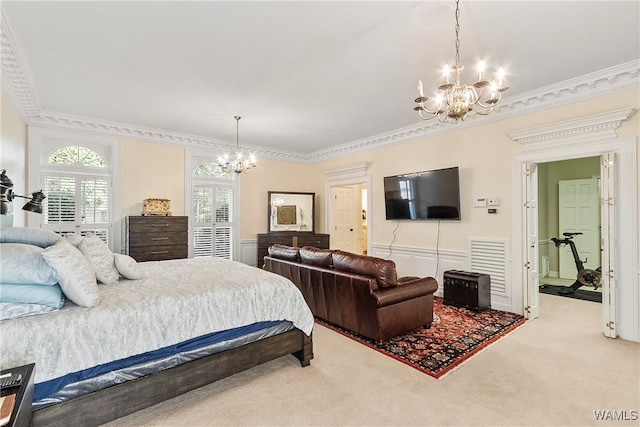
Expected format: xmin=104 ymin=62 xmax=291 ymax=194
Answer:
xmin=316 ymin=298 xmax=526 ymax=379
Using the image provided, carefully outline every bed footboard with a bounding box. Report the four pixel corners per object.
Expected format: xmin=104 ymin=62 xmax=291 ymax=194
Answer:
xmin=32 ymin=328 xmax=313 ymax=427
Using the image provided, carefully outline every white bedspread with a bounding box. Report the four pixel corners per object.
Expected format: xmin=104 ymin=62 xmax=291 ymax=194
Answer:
xmin=0 ymin=257 xmax=314 ymax=384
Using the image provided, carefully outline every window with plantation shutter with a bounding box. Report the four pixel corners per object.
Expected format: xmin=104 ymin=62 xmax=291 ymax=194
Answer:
xmin=191 ymin=161 xmax=235 ymax=260
xmin=41 ymin=145 xmax=111 ymax=245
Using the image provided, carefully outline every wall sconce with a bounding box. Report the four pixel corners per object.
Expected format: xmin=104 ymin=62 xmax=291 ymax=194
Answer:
xmin=0 ymin=169 xmax=46 ymax=214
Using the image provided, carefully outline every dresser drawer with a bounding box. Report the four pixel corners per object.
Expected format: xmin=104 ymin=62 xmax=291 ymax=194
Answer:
xmin=128 ymin=245 xmax=188 ymax=262
xmin=127 ymin=231 xmax=186 ymax=248
xmin=126 ymin=216 xmax=188 ymax=233
xmin=297 ymin=235 xmax=330 ymax=247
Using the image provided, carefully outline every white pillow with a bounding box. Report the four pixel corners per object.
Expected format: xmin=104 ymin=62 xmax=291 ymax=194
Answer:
xmin=113 ymin=253 xmax=143 ymax=280
xmin=77 ymin=235 xmax=119 ymax=285
xmin=42 ymin=239 xmax=99 ymax=307
xmin=64 ymin=233 xmax=84 ymax=247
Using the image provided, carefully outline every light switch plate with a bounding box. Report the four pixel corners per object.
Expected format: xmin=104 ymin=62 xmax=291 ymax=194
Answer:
xmin=488 ymin=198 xmax=500 ymax=206
xmin=473 ymin=198 xmax=487 ymax=208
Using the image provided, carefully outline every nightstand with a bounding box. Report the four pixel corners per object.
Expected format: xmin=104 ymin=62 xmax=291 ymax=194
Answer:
xmin=0 ymin=364 xmax=34 ymax=427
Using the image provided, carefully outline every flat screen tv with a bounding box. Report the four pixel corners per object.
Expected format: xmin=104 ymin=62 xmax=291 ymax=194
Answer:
xmin=384 ymin=166 xmax=461 ymax=220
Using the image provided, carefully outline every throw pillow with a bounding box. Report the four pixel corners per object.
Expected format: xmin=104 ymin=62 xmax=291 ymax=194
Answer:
xmin=0 ymin=227 xmax=61 ymax=248
xmin=0 ymin=243 xmax=59 ymax=285
xmin=64 ymin=233 xmax=84 ymax=246
xmin=42 ymin=239 xmax=100 ymax=307
xmin=77 ymin=235 xmax=119 ymax=285
xmin=0 ymin=283 xmax=65 ymax=309
xmin=113 ymin=253 xmax=143 ymax=280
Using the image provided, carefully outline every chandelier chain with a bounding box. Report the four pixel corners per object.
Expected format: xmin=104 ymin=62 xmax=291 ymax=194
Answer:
xmin=454 ymin=0 xmax=461 ymax=67
xmin=235 ymin=115 xmax=240 ymax=150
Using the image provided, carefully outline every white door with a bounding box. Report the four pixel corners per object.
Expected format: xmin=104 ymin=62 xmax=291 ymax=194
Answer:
xmin=601 ymin=153 xmax=617 ymax=337
xmin=524 ymin=163 xmax=540 ymax=319
xmin=331 ymin=186 xmax=361 ymax=253
xmin=558 ymin=178 xmax=601 ymax=278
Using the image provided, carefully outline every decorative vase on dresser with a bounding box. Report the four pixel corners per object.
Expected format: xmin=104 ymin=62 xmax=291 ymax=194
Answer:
xmin=125 ymin=216 xmax=188 ymax=262
xmin=256 ymin=232 xmax=330 ymax=267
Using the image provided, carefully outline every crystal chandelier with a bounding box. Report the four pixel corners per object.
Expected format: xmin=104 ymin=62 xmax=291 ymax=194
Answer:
xmin=414 ymin=0 xmax=509 ymax=122
xmin=217 ymin=116 xmax=257 ymax=174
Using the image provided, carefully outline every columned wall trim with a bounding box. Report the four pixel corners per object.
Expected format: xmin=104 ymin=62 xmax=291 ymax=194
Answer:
xmin=510 ymin=109 xmax=638 ymax=342
xmin=1 ymin=9 xmax=638 ymax=163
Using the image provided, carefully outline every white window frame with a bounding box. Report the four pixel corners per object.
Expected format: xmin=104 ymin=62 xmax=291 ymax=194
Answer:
xmin=27 ymin=127 xmax=121 ymax=251
xmin=185 ymin=148 xmax=240 ymax=261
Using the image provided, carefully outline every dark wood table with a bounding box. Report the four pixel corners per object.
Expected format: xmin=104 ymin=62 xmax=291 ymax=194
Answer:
xmin=1 ymin=364 xmax=34 ymax=427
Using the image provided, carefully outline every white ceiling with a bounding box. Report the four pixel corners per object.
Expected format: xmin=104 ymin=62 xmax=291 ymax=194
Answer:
xmin=2 ymin=1 xmax=639 ymax=158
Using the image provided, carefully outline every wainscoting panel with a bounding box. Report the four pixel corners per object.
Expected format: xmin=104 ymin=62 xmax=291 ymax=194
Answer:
xmin=242 ymin=239 xmax=515 ymax=313
xmin=240 ymin=239 xmax=258 ymax=267
xmin=539 ymin=239 xmax=553 ymax=280
xmin=370 ymin=244 xmax=467 ymax=298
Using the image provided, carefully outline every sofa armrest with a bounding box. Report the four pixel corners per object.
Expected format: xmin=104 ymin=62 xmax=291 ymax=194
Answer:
xmin=372 ymin=276 xmax=438 ymax=307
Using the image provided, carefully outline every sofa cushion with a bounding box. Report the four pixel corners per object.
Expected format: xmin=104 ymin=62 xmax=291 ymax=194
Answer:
xmin=300 ymin=246 xmax=333 ymax=267
xmin=268 ymin=244 xmax=300 ymax=261
xmin=332 ymin=251 xmax=397 ymax=288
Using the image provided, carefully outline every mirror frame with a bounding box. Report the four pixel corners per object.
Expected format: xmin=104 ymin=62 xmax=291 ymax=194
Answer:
xmin=268 ymin=191 xmax=315 ymax=233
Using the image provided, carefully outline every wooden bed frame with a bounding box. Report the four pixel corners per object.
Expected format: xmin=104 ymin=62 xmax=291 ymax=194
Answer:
xmin=32 ymin=328 xmax=313 ymax=427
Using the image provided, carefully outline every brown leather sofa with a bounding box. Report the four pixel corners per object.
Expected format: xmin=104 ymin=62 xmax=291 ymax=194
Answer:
xmin=263 ymin=244 xmax=438 ymax=342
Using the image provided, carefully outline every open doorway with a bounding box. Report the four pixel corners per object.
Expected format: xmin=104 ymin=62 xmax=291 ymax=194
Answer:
xmin=330 ymin=184 xmax=367 ymax=255
xmin=323 ymin=163 xmax=372 ymax=256
xmin=537 ymin=157 xmax=603 ymax=304
xmin=512 ymin=109 xmax=638 ymax=341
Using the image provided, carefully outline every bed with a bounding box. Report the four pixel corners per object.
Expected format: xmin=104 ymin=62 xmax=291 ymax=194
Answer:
xmin=0 ymin=227 xmax=314 ymax=426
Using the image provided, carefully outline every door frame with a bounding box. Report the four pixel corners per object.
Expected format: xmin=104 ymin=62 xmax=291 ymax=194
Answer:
xmin=510 ymin=116 xmax=637 ymax=341
xmin=331 ymin=185 xmax=363 ymax=253
xmin=323 ymin=163 xmax=372 ymax=254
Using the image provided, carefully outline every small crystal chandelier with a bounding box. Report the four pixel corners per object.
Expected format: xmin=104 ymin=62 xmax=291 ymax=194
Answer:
xmin=414 ymin=0 xmax=509 ymax=122
xmin=217 ymin=116 xmax=257 ymax=174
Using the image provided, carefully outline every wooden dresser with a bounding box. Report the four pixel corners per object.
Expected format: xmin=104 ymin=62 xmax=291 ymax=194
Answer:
xmin=257 ymin=233 xmax=330 ymax=267
xmin=125 ymin=216 xmax=188 ymax=262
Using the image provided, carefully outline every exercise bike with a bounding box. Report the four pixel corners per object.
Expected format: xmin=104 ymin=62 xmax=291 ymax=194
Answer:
xmin=550 ymin=232 xmax=602 ymax=295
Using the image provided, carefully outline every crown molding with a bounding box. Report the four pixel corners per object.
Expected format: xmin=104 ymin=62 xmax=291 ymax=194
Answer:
xmin=2 ymin=6 xmax=638 ymax=164
xmin=307 ymin=60 xmax=640 ymax=162
xmin=1 ymin=5 xmax=40 ymax=120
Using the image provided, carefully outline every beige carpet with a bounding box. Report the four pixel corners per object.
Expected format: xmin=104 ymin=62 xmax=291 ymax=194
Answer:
xmin=104 ymin=294 xmax=639 ymax=426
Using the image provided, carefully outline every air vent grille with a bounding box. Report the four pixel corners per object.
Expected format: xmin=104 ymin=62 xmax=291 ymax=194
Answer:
xmin=468 ymin=238 xmax=510 ymax=296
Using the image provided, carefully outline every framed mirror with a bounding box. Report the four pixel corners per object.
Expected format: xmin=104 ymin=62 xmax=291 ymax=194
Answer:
xmin=268 ymin=191 xmax=315 ymax=233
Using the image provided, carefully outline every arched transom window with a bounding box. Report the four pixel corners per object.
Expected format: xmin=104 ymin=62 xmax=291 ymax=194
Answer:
xmin=42 ymin=145 xmax=112 ymax=244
